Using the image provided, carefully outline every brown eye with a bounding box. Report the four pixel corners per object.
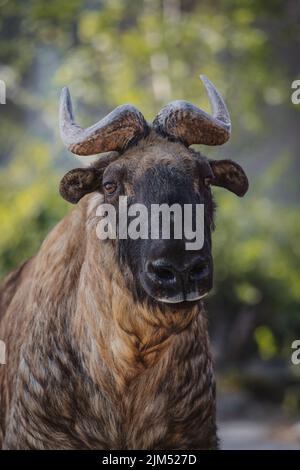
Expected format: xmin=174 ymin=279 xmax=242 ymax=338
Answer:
xmin=103 ymin=181 xmax=117 ymax=194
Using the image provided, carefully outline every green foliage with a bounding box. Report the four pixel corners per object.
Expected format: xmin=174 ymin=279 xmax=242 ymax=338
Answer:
xmin=0 ymin=139 xmax=68 ymax=277
xmin=209 ymin=152 xmax=300 ymax=357
xmin=254 ymin=326 xmax=277 ymax=360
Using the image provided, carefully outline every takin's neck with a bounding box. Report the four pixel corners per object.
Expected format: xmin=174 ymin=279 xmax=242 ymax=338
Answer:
xmin=72 ymin=255 xmax=217 ymax=448
xmin=32 ymin=194 xmax=217 ymax=448
xmin=35 ymin=193 xmax=214 ymax=389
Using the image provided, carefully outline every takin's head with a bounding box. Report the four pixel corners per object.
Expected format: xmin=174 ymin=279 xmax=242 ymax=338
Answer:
xmin=59 ymin=76 xmax=248 ymax=309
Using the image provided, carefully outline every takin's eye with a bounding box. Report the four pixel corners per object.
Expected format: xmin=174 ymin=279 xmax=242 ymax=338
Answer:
xmin=103 ymin=181 xmax=118 ymax=195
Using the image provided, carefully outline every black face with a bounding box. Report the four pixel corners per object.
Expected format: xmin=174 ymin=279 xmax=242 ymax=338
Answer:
xmin=119 ymin=163 xmax=214 ymax=307
xmin=60 ymin=137 xmax=249 ymax=309
xmin=100 ymin=152 xmax=216 ymax=308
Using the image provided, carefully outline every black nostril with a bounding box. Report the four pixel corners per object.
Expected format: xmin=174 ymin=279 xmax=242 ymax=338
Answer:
xmin=189 ymin=263 xmax=210 ymax=282
xmin=146 ymin=258 xmax=210 ymax=289
xmin=147 ymin=261 xmax=176 ymax=284
xmin=155 ymin=267 xmax=175 ymax=282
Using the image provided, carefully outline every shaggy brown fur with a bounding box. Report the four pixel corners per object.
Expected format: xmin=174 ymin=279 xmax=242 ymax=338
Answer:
xmin=0 ymin=132 xmax=248 ymax=449
xmin=0 ymin=194 xmax=216 ymax=450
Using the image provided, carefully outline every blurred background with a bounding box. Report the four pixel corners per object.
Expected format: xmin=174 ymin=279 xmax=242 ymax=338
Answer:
xmin=0 ymin=0 xmax=300 ymax=449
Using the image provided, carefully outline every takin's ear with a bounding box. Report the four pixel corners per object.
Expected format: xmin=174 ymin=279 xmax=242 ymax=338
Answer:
xmin=59 ymin=168 xmax=102 ymax=204
xmin=208 ymin=159 xmax=249 ymax=197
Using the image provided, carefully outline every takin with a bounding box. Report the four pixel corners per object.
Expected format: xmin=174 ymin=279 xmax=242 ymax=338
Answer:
xmin=0 ymin=76 xmax=248 ymax=450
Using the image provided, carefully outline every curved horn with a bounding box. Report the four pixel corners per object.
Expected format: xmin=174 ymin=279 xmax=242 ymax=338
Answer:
xmin=152 ymin=75 xmax=231 ymax=146
xmin=59 ymin=87 xmax=149 ymax=156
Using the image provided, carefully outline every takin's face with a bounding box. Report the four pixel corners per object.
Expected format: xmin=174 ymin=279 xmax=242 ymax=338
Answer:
xmin=58 ymin=76 xmax=248 ymax=309
xmin=60 ymin=132 xmax=248 ymax=308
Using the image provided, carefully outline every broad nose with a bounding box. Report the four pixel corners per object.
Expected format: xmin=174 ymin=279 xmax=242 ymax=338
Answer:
xmin=145 ymin=255 xmax=211 ymax=302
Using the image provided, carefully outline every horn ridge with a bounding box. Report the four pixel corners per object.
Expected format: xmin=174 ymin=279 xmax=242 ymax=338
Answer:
xmin=152 ymin=76 xmax=231 ymax=146
xmin=59 ymin=87 xmax=149 ymax=156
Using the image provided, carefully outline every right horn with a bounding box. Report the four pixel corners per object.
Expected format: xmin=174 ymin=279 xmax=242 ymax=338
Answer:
xmin=59 ymin=87 xmax=149 ymax=156
xmin=152 ymin=75 xmax=231 ymax=146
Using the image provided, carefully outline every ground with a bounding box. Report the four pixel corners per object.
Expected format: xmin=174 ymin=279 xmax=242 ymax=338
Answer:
xmin=218 ymin=391 xmax=300 ymax=450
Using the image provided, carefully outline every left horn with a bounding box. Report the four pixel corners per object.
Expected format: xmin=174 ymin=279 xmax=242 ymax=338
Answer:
xmin=59 ymin=87 xmax=149 ymax=156
xmin=152 ymin=75 xmax=231 ymax=146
